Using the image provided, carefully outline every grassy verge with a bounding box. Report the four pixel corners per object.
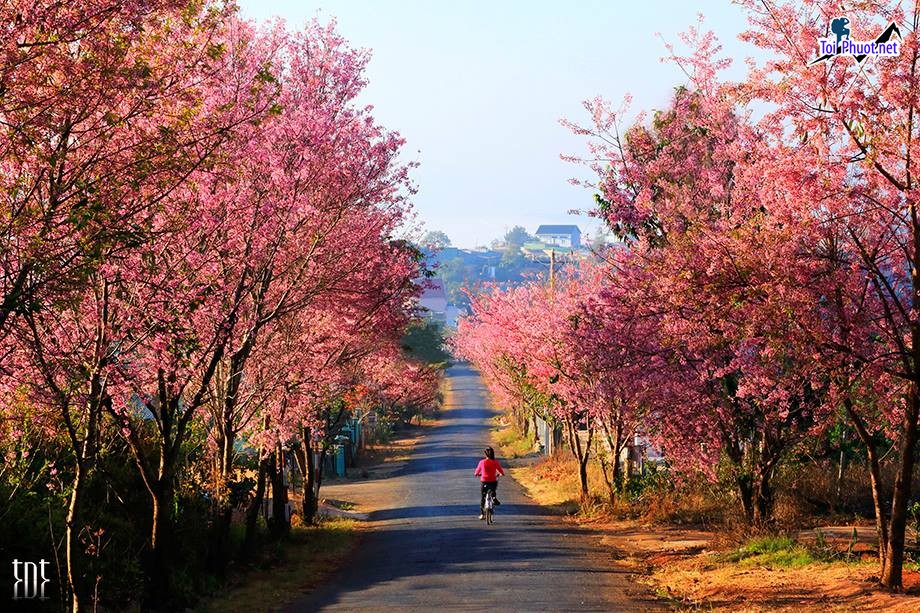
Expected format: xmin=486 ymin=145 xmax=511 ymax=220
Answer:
xmin=492 ymin=422 xmax=534 ymax=458
xmin=197 ymin=517 xmax=360 ymax=613
xmin=508 ymin=455 xmax=586 ymax=514
xmin=492 ymin=420 xmax=604 ymax=515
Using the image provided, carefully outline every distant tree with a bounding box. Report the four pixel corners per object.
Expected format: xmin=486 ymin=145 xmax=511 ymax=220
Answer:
xmin=402 ymin=319 xmax=452 ymax=367
xmin=498 ymin=247 xmax=527 ymax=282
xmin=504 ymin=226 xmax=534 ymax=247
xmin=421 ymin=230 xmax=452 ymax=249
xmin=439 ymin=257 xmax=471 ymax=307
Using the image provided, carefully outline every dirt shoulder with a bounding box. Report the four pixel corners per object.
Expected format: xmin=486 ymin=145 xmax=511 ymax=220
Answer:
xmin=307 ymin=420 xmax=432 ymax=519
xmin=494 ymin=421 xmax=920 ymax=612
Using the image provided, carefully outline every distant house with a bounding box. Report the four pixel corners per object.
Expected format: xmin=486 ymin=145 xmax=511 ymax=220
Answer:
xmin=535 ymin=225 xmax=581 ymax=249
xmin=418 ymin=278 xmax=448 ymax=321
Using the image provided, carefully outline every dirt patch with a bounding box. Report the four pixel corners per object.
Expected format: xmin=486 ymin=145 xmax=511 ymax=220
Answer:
xmin=650 ymin=554 xmax=920 ymax=612
xmin=288 ymin=422 xmax=429 ymax=519
xmin=596 ymin=519 xmax=713 ymax=558
xmin=347 ymin=423 xmax=428 ymax=479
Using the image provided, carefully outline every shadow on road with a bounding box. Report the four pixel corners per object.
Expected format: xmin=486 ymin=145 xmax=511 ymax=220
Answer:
xmin=284 ymin=364 xmax=665 ymax=611
xmin=296 ymin=523 xmax=627 ymax=611
xmin=369 ymin=502 xmax=554 ymax=521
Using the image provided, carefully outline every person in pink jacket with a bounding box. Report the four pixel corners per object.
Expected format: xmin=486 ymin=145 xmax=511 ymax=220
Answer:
xmin=474 ymin=446 xmax=505 ymax=519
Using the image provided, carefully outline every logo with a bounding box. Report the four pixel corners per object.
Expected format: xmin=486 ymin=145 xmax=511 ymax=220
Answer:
xmin=12 ymin=559 xmax=51 ymax=601
xmin=811 ymin=16 xmax=902 ymax=65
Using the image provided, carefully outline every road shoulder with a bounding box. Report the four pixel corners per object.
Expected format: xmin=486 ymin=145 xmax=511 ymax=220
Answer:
xmin=495 ymin=418 xmax=920 ymax=612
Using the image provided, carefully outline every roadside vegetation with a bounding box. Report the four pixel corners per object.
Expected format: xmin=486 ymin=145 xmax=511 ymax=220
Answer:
xmin=0 ymin=3 xmax=444 ymax=611
xmin=492 ymin=420 xmax=920 ymax=610
xmin=198 ymin=518 xmax=359 ymax=613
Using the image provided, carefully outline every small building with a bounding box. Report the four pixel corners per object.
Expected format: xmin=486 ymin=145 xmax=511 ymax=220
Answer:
xmin=535 ymin=225 xmax=582 ymax=249
xmin=626 ymin=432 xmax=664 ymax=477
xmin=534 ymin=414 xmax=562 ymax=456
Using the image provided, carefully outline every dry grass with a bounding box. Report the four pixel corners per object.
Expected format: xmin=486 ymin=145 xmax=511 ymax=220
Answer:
xmin=492 ymin=419 xmax=535 ymax=458
xmin=508 ymin=444 xmax=727 ymax=527
xmin=491 ymin=420 xmax=608 ymax=512
xmin=509 ymin=454 xmax=607 ymax=514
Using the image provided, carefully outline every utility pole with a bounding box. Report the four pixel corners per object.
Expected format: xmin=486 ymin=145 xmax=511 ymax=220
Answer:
xmin=549 ymin=249 xmax=556 ymax=292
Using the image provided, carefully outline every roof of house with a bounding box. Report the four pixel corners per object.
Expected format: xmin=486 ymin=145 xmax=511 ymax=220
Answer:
xmin=535 ymin=224 xmax=581 ymax=235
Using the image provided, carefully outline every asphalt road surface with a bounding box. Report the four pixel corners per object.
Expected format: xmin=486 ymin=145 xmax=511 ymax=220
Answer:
xmin=286 ymin=364 xmax=661 ymax=612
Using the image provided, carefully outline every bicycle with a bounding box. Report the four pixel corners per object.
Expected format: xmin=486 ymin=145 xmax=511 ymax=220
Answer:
xmin=484 ymin=488 xmax=496 ymax=525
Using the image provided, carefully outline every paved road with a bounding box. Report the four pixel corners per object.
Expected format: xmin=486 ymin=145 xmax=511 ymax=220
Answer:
xmin=286 ymin=364 xmax=661 ymax=612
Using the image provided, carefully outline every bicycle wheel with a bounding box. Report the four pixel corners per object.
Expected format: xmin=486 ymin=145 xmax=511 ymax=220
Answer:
xmin=486 ymin=506 xmax=493 ymax=525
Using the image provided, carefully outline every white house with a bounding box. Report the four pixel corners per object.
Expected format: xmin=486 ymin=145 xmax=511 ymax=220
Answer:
xmin=418 ymin=278 xmax=448 ymax=321
xmin=535 ymin=224 xmax=581 ymax=249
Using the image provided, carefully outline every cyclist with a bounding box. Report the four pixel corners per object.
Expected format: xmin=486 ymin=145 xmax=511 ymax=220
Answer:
xmin=475 ymin=446 xmax=505 ymax=520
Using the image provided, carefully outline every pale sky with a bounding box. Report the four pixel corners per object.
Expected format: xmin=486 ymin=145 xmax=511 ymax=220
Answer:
xmin=236 ymin=1 xmax=755 ymax=248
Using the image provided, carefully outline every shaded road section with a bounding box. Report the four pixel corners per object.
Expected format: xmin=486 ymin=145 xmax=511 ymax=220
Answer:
xmin=286 ymin=364 xmax=661 ymax=612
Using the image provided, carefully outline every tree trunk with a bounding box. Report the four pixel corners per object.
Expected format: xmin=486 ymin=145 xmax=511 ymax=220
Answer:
xmin=293 ymin=428 xmax=320 ymax=525
xmin=316 ymin=447 xmax=328 ymax=497
xmin=721 ymin=425 xmax=754 ymax=523
xmin=578 ymin=456 xmax=589 ymax=498
xmin=599 ymin=417 xmax=623 ymax=505
xmin=208 ymin=424 xmax=236 ymax=575
xmin=843 ymin=396 xmax=889 ymax=578
xmin=305 ymin=438 xmax=319 ymax=524
xmin=889 ymin=184 xmax=920 ymax=590
xmin=565 ymin=418 xmax=593 ymax=499
xmin=269 ymin=443 xmax=290 ymax=538
xmin=736 ymin=474 xmax=755 ymax=523
xmin=145 ymin=478 xmax=174 ymax=605
xmin=599 ymin=455 xmax=615 ymax=506
xmin=869 ymin=442 xmax=889 ymax=579
xmin=64 ymin=389 xmax=103 ymax=613
xmin=752 ymin=469 xmax=774 ymax=526
xmin=65 ymin=460 xmax=85 ymax=613
xmin=881 ymin=390 xmax=919 ymax=591
xmin=243 ymin=449 xmax=270 ymax=558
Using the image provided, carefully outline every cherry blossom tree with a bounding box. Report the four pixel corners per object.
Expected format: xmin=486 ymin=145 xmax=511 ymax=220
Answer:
xmin=97 ymin=17 xmax=419 ymax=591
xmin=562 ymin=28 xmax=840 ymax=524
xmin=0 ymin=0 xmax=249 ymax=345
xmin=0 ymin=3 xmax=279 ymax=608
xmin=561 ymin=4 xmax=920 ymax=587
xmin=458 ymin=262 xmax=632 ymax=499
xmin=735 ymin=0 xmax=920 ymax=589
xmin=0 ymin=1 xmax=436 ymax=607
